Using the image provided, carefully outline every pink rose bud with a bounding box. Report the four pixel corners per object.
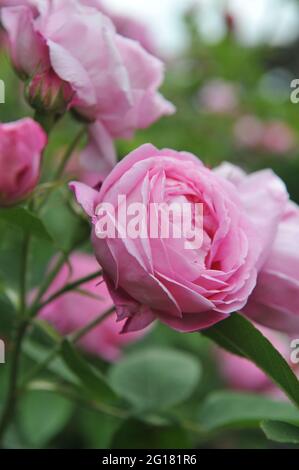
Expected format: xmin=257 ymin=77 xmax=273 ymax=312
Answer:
xmin=26 ymin=69 xmax=74 ymax=115
xmin=70 ymin=144 xmax=288 ymax=334
xmin=39 ymin=253 xmax=151 ymax=362
xmin=0 ymin=118 xmax=47 ymax=207
xmin=215 ymin=162 xmax=299 ymax=334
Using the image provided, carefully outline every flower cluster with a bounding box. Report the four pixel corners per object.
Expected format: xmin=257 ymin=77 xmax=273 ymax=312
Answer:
xmin=0 ymin=0 xmax=299 ymax=388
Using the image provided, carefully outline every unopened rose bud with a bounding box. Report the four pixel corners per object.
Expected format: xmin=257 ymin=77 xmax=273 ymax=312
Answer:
xmin=25 ymin=70 xmax=74 ymax=115
xmin=0 ymin=118 xmax=47 ymax=207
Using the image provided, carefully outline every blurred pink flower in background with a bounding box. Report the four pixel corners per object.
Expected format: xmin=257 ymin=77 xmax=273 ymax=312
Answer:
xmin=198 ymin=79 xmax=239 ymax=114
xmin=39 ymin=253 xmax=150 ymax=362
xmin=233 ymin=115 xmax=264 ymax=149
xmin=71 ymin=144 xmax=288 ymax=334
xmin=217 ymin=323 xmax=295 ymax=396
xmin=234 ymin=116 xmax=295 ymax=154
xmin=261 ymin=121 xmax=296 ymax=155
xmin=0 ymin=118 xmax=47 ymax=207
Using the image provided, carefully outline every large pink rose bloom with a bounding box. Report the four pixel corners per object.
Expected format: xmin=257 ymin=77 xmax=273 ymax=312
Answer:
xmin=39 ymin=253 xmax=150 ymax=362
xmin=70 ymin=144 xmax=288 ymax=333
xmin=216 ymin=162 xmax=299 ymax=334
xmin=1 ymin=0 xmax=174 ymax=129
xmin=0 ymin=118 xmax=47 ymax=207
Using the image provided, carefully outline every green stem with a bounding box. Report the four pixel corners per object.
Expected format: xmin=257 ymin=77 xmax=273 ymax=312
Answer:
xmin=21 ymin=306 xmax=115 ymax=387
xmin=69 ymin=306 xmax=114 ymax=343
xmin=34 ymin=111 xmax=57 ymax=135
xmin=19 ymin=234 xmax=30 ymax=316
xmin=35 ymin=126 xmax=86 ymax=213
xmin=37 ymin=269 xmax=102 ymax=312
xmin=0 ymin=230 xmax=32 ymax=445
xmin=0 ymin=320 xmax=29 ymax=446
xmin=53 ymin=126 xmax=86 ymax=180
xmin=29 ymin=252 xmax=69 ymax=317
xmin=28 ymin=380 xmax=128 ymax=419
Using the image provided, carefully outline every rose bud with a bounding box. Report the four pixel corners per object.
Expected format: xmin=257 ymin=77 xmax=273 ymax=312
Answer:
xmin=0 ymin=118 xmax=47 ymax=207
xmin=39 ymin=253 xmax=151 ymax=362
xmin=70 ymin=144 xmax=288 ymax=333
xmin=25 ymin=69 xmax=74 ymax=115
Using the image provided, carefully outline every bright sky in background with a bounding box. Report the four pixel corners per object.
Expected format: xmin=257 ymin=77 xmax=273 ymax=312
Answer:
xmin=103 ymin=0 xmax=299 ymax=55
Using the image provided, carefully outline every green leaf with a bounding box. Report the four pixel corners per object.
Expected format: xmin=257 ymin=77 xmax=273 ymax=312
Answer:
xmin=61 ymin=340 xmax=117 ymax=404
xmin=197 ymin=391 xmax=299 ymax=432
xmin=109 ymin=348 xmax=201 ymax=412
xmin=202 ymin=314 xmax=299 ymax=406
xmin=79 ymin=409 xmax=121 ymax=449
xmin=18 ymin=390 xmax=73 ymax=447
xmin=261 ymin=420 xmax=299 ymax=444
xmin=0 ymin=207 xmax=52 ymax=242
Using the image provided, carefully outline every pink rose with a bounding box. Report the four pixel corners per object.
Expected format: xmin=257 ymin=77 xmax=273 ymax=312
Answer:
xmin=233 ymin=115 xmax=264 ymax=150
xmin=80 ymin=0 xmax=158 ymax=54
xmin=1 ymin=0 xmax=174 ymax=127
xmin=216 ymin=162 xmax=299 ymax=334
xmin=0 ymin=118 xmax=47 ymax=207
xmin=39 ymin=252 xmax=150 ymax=362
xmin=198 ymin=79 xmax=239 ymax=115
xmin=243 ymin=201 xmax=299 ymax=334
xmin=70 ymin=144 xmax=288 ymax=333
xmin=217 ymin=324 xmax=293 ymax=395
xmin=233 ymin=116 xmax=295 ymax=154
xmin=261 ymin=121 xmax=295 ymax=155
